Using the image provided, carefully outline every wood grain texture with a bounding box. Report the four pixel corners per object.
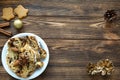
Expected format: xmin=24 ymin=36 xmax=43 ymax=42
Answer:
xmin=0 ymin=16 xmax=120 ymax=39
xmin=0 ymin=0 xmax=120 ymax=80
xmin=0 ymin=0 xmax=119 ymax=16
xmin=0 ymin=39 xmax=120 ymax=80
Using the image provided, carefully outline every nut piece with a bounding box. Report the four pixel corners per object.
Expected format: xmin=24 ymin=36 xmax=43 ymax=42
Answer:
xmin=39 ymin=48 xmax=47 ymax=59
xmin=11 ymin=47 xmax=19 ymax=52
xmin=35 ymin=61 xmax=43 ymax=68
xmin=13 ymin=60 xmax=20 ymax=66
xmin=19 ymin=53 xmax=29 ymax=65
xmin=87 ymin=59 xmax=114 ymax=76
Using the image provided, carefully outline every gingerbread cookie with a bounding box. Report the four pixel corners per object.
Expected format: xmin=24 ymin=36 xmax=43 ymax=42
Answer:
xmin=14 ymin=5 xmax=28 ymax=18
xmin=1 ymin=7 xmax=15 ymax=21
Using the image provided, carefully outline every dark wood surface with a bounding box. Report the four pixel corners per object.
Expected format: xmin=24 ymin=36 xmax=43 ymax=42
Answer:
xmin=0 ymin=0 xmax=120 ymax=80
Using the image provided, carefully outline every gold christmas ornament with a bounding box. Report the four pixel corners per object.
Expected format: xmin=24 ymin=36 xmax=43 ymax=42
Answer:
xmin=13 ymin=19 xmax=23 ymax=29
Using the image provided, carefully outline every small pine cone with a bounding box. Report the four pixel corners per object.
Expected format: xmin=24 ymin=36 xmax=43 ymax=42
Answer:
xmin=104 ymin=10 xmax=117 ymax=22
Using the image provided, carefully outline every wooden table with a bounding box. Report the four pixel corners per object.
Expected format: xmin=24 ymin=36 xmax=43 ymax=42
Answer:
xmin=0 ymin=0 xmax=120 ymax=80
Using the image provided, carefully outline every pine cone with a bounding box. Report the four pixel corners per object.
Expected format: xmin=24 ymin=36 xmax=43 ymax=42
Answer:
xmin=104 ymin=10 xmax=117 ymax=22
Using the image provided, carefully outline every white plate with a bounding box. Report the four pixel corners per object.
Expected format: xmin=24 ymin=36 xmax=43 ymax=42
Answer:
xmin=1 ymin=33 xmax=49 ymax=80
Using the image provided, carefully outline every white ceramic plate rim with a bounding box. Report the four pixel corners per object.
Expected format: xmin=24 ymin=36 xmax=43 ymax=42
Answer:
xmin=1 ymin=33 xmax=49 ymax=80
